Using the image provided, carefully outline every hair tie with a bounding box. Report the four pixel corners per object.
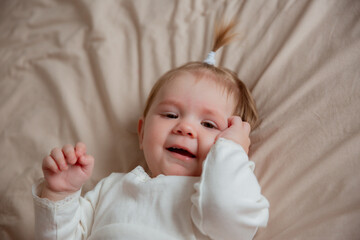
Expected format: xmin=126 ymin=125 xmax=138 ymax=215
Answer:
xmin=204 ymin=51 xmax=216 ymax=65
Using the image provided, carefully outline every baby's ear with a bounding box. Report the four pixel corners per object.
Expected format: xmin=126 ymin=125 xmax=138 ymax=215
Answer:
xmin=137 ymin=118 xmax=145 ymax=149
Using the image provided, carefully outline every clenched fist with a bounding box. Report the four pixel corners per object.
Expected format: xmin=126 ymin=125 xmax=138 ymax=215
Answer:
xmin=216 ymin=116 xmax=251 ymax=154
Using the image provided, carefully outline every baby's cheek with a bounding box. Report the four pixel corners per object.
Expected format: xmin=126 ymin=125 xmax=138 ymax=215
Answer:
xmin=201 ymin=134 xmax=218 ymax=158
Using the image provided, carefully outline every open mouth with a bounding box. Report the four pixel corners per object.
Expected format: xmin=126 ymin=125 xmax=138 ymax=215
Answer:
xmin=166 ymin=147 xmax=196 ymax=158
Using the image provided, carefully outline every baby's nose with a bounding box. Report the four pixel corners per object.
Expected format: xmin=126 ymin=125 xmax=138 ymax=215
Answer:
xmin=174 ymin=122 xmax=197 ymax=138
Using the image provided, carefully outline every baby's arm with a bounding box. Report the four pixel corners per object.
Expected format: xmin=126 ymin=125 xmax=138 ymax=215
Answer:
xmin=33 ymin=142 xmax=95 ymax=239
xmin=191 ymin=117 xmax=269 ymax=240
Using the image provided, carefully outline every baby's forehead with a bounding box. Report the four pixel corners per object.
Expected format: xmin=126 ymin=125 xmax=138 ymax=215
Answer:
xmin=143 ymin=67 xmax=240 ymax=119
xmin=155 ymin=74 xmax=236 ymax=107
xmin=166 ymin=70 xmax=229 ymax=89
xmin=160 ymin=72 xmax=223 ymax=94
xmin=173 ymin=71 xmax=236 ymax=97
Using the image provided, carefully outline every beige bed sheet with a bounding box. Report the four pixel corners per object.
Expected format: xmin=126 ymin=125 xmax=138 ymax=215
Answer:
xmin=1 ymin=0 xmax=359 ymax=239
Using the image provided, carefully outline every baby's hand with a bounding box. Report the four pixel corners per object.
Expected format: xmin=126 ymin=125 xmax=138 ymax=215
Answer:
xmin=41 ymin=142 xmax=94 ymax=201
xmin=216 ymin=116 xmax=251 ymax=154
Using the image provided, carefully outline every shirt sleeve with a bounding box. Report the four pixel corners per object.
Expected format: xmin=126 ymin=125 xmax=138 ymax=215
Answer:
xmin=191 ymin=138 xmax=270 ymax=240
xmin=32 ymin=177 xmax=107 ymax=240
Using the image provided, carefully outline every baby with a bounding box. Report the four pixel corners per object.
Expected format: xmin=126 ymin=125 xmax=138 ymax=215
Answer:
xmin=33 ymin=20 xmax=269 ymax=240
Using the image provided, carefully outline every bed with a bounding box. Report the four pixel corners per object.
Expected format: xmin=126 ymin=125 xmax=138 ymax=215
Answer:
xmin=1 ymin=0 xmax=359 ymax=239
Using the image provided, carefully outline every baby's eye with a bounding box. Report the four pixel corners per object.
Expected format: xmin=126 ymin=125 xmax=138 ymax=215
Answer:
xmin=201 ymin=120 xmax=218 ymax=129
xmin=162 ymin=112 xmax=178 ymax=119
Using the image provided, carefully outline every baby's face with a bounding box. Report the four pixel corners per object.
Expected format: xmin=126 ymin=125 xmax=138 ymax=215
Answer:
xmin=138 ymin=72 xmax=236 ymax=177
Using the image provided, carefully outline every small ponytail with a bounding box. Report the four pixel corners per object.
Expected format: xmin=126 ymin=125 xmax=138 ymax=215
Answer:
xmin=204 ymin=18 xmax=238 ymax=66
xmin=212 ymin=18 xmax=238 ymax=52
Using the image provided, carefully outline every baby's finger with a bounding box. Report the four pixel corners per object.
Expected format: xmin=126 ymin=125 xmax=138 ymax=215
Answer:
xmin=50 ymin=148 xmax=68 ymax=171
xmin=42 ymin=156 xmax=59 ymax=173
xmin=62 ymin=144 xmax=77 ymax=165
xmin=227 ymin=116 xmax=242 ymax=127
xmin=242 ymin=121 xmax=251 ymax=135
xmin=78 ymin=154 xmax=94 ymax=175
xmin=75 ymin=142 xmax=87 ymax=158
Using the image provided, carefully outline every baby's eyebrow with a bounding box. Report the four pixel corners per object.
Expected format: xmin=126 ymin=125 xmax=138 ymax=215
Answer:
xmin=157 ymin=99 xmax=182 ymax=108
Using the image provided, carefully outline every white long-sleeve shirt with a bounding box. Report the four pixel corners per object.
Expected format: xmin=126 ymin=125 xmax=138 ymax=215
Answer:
xmin=32 ymin=138 xmax=269 ymax=240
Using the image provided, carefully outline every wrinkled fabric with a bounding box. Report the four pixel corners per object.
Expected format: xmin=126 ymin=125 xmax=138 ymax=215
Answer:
xmin=1 ymin=0 xmax=360 ymax=239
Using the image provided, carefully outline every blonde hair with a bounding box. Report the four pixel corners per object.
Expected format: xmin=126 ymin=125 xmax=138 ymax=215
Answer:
xmin=142 ymin=20 xmax=259 ymax=129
